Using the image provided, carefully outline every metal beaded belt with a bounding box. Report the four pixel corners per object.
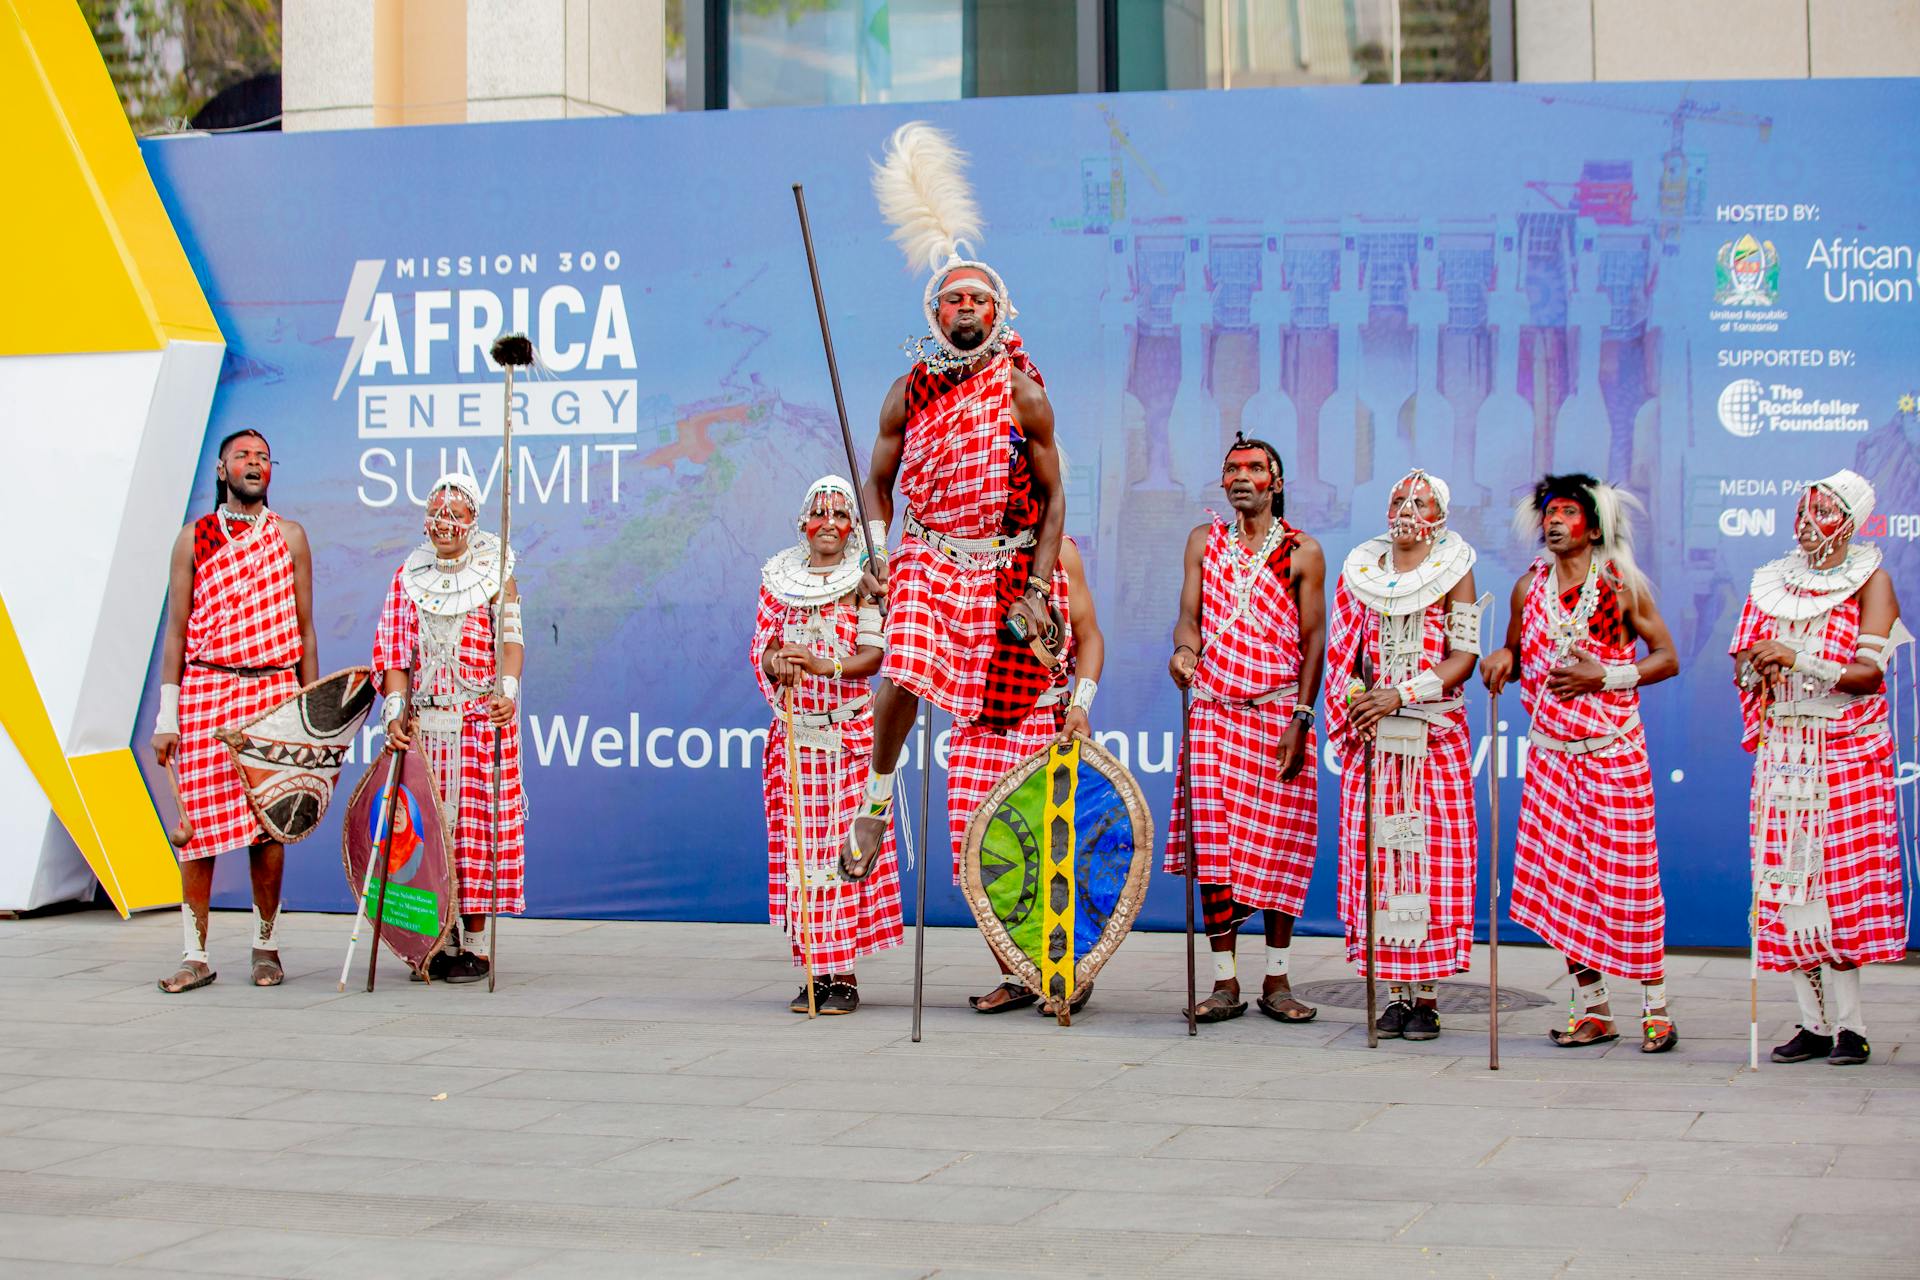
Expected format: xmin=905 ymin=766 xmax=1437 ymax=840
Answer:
xmin=1527 ymin=709 xmax=1642 ymax=755
xmin=904 ymin=511 xmax=1035 ymax=568
xmin=792 ymin=694 xmax=872 ymax=729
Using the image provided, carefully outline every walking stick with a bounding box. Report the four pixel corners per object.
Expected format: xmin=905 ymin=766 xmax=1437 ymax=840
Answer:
xmin=363 ymin=744 xmax=407 ymax=993
xmin=486 ymin=334 xmax=534 ymax=993
xmin=783 ymin=687 xmax=818 ymax=1018
xmin=1487 ymin=687 xmax=1501 ymax=1072
xmin=341 ymin=744 xmax=408 ymax=997
xmin=1362 ymin=732 xmax=1379 ymax=1049
xmin=910 ymin=700 xmax=932 ymax=1043
xmin=1180 ymin=686 xmax=1198 ymax=1036
xmin=1747 ymin=674 xmax=1771 ymax=1072
xmin=791 ymin=185 xmax=880 ymax=552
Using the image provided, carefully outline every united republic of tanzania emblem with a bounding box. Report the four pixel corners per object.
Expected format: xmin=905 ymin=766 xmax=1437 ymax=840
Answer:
xmin=1715 ymin=233 xmax=1780 ymax=306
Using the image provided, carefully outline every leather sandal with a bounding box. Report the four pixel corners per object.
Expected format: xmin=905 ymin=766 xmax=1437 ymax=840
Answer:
xmin=969 ymin=980 xmax=1038 ymax=1014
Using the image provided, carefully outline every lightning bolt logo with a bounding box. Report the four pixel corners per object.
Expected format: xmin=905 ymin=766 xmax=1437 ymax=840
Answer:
xmin=332 ymin=259 xmax=387 ymax=400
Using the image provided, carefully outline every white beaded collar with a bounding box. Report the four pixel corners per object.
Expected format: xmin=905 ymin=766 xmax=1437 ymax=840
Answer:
xmin=1749 ymin=543 xmax=1881 ymax=622
xmin=1343 ymin=531 xmax=1477 ymax=617
xmin=402 ymin=530 xmax=514 ymax=617
xmin=760 ymin=545 xmax=864 ymax=609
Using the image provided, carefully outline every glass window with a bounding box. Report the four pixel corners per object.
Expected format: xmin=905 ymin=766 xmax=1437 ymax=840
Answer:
xmin=726 ymin=0 xmax=1077 ymax=110
xmin=1116 ymin=0 xmax=1490 ymax=91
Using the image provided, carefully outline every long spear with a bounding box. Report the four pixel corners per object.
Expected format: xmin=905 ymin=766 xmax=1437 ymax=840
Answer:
xmin=790 ymin=185 xmax=879 ymax=554
xmin=487 ymin=333 xmax=535 ymax=993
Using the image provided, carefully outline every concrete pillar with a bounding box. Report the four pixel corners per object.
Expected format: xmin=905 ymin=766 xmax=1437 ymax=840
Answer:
xmin=285 ymin=0 xmax=663 ymax=131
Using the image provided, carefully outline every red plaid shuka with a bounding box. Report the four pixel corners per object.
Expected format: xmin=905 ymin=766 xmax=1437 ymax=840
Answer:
xmin=1733 ymin=595 xmax=1905 ymax=970
xmin=753 ymin=587 xmax=902 ymax=972
xmin=1509 ymin=557 xmax=1664 ymax=979
xmin=1166 ymin=517 xmax=1318 ymax=916
xmin=945 ymin=564 xmax=1073 ymax=883
xmin=1326 ymin=577 xmax=1477 ymax=982
xmin=884 ymin=336 xmax=1058 ymax=727
xmin=372 ymin=570 xmax=526 ymax=915
xmin=176 ymin=512 xmax=303 ymax=861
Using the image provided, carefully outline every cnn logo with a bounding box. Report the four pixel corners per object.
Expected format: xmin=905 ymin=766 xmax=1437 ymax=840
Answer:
xmin=1719 ymin=508 xmax=1776 ymax=537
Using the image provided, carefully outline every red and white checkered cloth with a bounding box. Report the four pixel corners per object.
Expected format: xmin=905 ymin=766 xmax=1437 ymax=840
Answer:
xmin=1326 ymin=577 xmax=1477 ymax=982
xmin=753 ymin=587 xmax=902 ymax=972
xmin=1509 ymin=558 xmax=1664 ymax=979
xmin=1165 ymin=517 xmax=1317 ymax=915
xmin=373 ymin=569 xmax=526 ymax=916
xmin=1733 ymin=595 xmax=1905 ymax=970
xmin=175 ymin=512 xmax=303 ymax=861
xmin=882 ymin=355 xmax=1018 ymax=723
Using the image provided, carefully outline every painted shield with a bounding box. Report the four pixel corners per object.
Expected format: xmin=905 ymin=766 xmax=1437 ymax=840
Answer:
xmin=214 ymin=667 xmax=378 ymax=844
xmin=340 ymin=749 xmax=457 ymax=973
xmin=960 ymin=738 xmax=1155 ymax=1011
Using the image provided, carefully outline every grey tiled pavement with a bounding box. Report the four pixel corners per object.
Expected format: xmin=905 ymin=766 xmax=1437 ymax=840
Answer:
xmin=0 ymin=909 xmax=1915 ymax=1278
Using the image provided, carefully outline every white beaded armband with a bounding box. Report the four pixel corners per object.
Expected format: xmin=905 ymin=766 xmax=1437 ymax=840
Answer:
xmin=1856 ymin=633 xmax=1889 ymax=673
xmin=1791 ymin=652 xmax=1844 ymax=685
xmin=1397 ymin=670 xmax=1444 ymax=706
xmin=379 ymin=693 xmax=406 ymax=729
xmin=500 ymin=599 xmax=524 ymax=646
xmin=866 ymin=521 xmax=889 ymax=559
xmin=155 ymin=684 xmax=180 ymax=735
xmin=1601 ymin=662 xmax=1642 ymax=692
xmin=1445 ymin=593 xmax=1492 ymax=657
xmin=1070 ymin=678 xmax=1098 ymax=712
xmin=499 ymin=675 xmax=521 ymax=704
xmin=855 ymin=604 xmax=884 ymax=649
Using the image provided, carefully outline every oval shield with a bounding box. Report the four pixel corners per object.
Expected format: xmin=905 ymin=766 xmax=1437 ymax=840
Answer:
xmin=214 ymin=667 xmax=378 ymax=844
xmin=340 ymin=750 xmax=458 ymax=974
xmin=960 ymin=738 xmax=1155 ymax=1020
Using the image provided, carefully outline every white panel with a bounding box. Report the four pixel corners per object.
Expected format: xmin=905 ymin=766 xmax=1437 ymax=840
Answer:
xmin=69 ymin=340 xmax=224 ymax=756
xmin=1810 ymin=0 xmax=1920 ymax=76
xmin=0 ymin=350 xmax=166 ymax=735
xmin=1593 ymin=0 xmax=1809 ymax=80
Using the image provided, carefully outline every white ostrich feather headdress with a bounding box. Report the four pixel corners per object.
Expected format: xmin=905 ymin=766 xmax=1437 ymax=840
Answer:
xmin=871 ymin=121 xmax=1015 ymax=368
xmin=1511 ymin=473 xmax=1652 ymax=600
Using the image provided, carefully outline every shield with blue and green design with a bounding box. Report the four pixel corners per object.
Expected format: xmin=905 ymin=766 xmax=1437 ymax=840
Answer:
xmin=960 ymin=738 xmax=1154 ymax=1024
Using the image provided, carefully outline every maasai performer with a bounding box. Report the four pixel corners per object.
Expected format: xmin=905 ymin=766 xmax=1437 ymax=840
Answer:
xmin=1481 ymin=473 xmax=1682 ymax=1052
xmin=374 ymin=473 xmax=526 ymax=984
xmin=1328 ymin=469 xmax=1481 ymax=1040
xmin=951 ymin=536 xmax=1105 ymax=1017
xmin=1733 ymin=469 xmax=1905 ymax=1067
xmin=152 ymin=429 xmax=318 ymax=992
xmin=1168 ymin=433 xmax=1328 ymax=1025
xmin=754 ymin=476 xmax=900 ymax=1014
xmin=843 ymin=122 xmax=1066 ymax=878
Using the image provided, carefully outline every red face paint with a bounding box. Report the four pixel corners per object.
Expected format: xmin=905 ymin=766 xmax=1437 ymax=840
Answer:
xmin=1797 ymin=488 xmax=1850 ymax=545
xmin=1222 ymin=449 xmax=1273 ymax=493
xmin=1541 ymin=496 xmax=1589 ymax=541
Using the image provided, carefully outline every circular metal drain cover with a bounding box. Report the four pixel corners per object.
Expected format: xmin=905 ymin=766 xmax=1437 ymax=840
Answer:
xmin=1293 ymin=979 xmax=1551 ymax=1014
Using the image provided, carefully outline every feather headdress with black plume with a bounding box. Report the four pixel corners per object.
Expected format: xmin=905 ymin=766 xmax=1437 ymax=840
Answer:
xmin=1512 ymin=472 xmax=1652 ymax=600
xmin=871 ymin=121 xmax=1014 ymax=369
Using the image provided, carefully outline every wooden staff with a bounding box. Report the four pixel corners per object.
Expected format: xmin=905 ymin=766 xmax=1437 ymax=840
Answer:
xmin=1746 ymin=672 xmax=1771 ymax=1072
xmin=363 ymin=744 xmax=407 ymax=993
xmin=486 ymin=334 xmax=534 ymax=993
xmin=909 ymin=700 xmax=932 ymax=1043
xmin=1487 ymin=687 xmax=1502 ymax=1072
xmin=1180 ymin=686 xmax=1198 ymax=1036
xmin=162 ymin=758 xmax=194 ymax=849
xmin=783 ymin=687 xmax=818 ymax=1018
xmin=1362 ymin=732 xmax=1379 ymax=1049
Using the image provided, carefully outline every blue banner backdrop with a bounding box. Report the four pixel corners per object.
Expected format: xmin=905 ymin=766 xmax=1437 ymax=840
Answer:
xmin=137 ymin=80 xmax=1920 ymax=950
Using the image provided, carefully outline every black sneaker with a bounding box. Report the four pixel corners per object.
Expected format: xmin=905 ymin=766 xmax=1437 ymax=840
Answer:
xmin=789 ymin=981 xmax=828 ymax=1014
xmin=408 ymin=949 xmax=456 ymax=983
xmin=1770 ymin=1026 xmax=1833 ymax=1063
xmin=1402 ymin=1004 xmax=1441 ymax=1041
xmin=1374 ymin=1000 xmax=1412 ymax=1039
xmin=819 ymin=981 xmax=860 ymax=1015
xmin=1829 ymin=1028 xmax=1871 ymax=1066
xmin=443 ymin=952 xmax=490 ymax=984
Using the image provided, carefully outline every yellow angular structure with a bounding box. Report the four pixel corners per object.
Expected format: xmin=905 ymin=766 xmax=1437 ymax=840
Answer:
xmin=0 ymin=1 xmax=226 ymax=914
